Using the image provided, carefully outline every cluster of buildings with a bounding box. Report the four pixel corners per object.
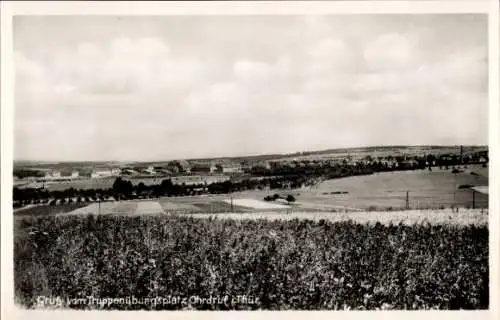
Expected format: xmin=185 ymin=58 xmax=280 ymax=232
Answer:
xmin=18 ymin=148 xmax=488 ymax=183
xmin=32 ymin=161 xmax=247 ymax=182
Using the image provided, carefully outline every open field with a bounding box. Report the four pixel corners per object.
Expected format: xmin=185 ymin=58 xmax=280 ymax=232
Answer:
xmin=183 ymin=209 xmax=488 ymax=227
xmin=224 ymin=198 xmax=290 ymax=209
xmin=135 ymin=201 xmax=166 ymax=215
xmin=62 ymin=202 xmax=116 ymax=216
xmin=158 ymin=199 xmax=200 ymax=212
xmin=14 ymin=214 xmax=488 ymax=310
xmin=295 ymin=166 xmax=488 ymax=210
xmin=43 ymin=199 xmax=487 ymax=226
xmin=14 ymin=203 xmax=88 ymax=217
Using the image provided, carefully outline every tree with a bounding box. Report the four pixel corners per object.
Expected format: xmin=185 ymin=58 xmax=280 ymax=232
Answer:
xmin=286 ymin=195 xmax=296 ymax=203
xmin=137 ymin=182 xmax=146 ymax=195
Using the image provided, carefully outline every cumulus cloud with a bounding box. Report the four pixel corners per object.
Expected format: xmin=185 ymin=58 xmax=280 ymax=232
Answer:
xmin=13 ymin=15 xmax=488 ymax=161
xmin=233 ymin=59 xmax=273 ymax=81
xmin=363 ymin=33 xmax=420 ymax=71
xmin=21 ymin=36 xmax=208 ymax=96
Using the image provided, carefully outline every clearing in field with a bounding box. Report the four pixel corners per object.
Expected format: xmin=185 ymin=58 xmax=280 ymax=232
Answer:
xmin=225 ymin=198 xmax=290 ymax=209
xmin=62 ymin=202 xmax=115 ymax=215
xmin=191 ymin=200 xmax=251 ymax=213
xmin=62 ymin=201 xmax=139 ymax=215
xmin=135 ymin=201 xmax=165 ymax=215
xmin=107 ymin=201 xmax=139 ymax=215
xmin=158 ymin=199 xmax=201 ymax=213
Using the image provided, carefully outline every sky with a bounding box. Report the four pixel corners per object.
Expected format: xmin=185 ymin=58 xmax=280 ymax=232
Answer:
xmin=13 ymin=15 xmax=488 ymax=161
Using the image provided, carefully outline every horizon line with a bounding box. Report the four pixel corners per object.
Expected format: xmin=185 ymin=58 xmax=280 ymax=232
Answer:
xmin=13 ymin=143 xmax=489 ymax=164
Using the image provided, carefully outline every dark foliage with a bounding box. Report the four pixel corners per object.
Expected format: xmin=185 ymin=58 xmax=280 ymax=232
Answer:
xmin=14 ymin=215 xmax=489 ymax=310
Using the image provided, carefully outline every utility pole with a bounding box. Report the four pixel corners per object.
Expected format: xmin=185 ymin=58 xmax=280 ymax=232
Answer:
xmin=230 ymin=196 xmax=234 ymax=212
xmin=405 ymin=191 xmax=409 ymax=210
xmin=472 ymin=190 xmax=476 ymax=209
xmin=98 ymin=199 xmax=101 ymax=215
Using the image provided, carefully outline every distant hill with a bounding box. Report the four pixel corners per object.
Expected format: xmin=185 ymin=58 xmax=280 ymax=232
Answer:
xmin=14 ymin=145 xmax=488 ymax=170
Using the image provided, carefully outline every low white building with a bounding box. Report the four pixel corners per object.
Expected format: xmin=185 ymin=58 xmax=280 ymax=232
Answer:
xmin=223 ymin=166 xmax=243 ymax=173
xmin=91 ymin=169 xmax=113 ymax=178
xmin=44 ymin=170 xmax=61 ymax=180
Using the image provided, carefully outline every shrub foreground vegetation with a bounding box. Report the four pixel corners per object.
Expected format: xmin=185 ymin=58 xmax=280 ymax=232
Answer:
xmin=15 ymin=215 xmax=488 ymax=310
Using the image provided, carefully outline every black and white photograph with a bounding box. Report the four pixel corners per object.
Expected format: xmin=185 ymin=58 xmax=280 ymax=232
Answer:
xmin=1 ymin=0 xmax=498 ymax=315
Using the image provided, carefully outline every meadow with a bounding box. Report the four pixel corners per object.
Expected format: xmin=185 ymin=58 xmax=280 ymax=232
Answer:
xmin=14 ymin=214 xmax=489 ymax=310
xmin=14 ymin=203 xmax=88 ymax=217
xmin=293 ymin=166 xmax=488 ymax=211
xmin=152 ymin=166 xmax=488 ymax=213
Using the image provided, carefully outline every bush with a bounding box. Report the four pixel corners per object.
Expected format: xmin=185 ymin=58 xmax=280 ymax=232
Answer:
xmin=286 ymin=195 xmax=296 ymax=203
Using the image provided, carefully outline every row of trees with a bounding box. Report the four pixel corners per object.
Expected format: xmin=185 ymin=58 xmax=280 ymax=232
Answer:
xmin=249 ymin=151 xmax=488 ymax=177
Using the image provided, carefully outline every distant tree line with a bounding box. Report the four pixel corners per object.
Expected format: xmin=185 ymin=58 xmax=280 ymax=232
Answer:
xmin=13 ymin=169 xmax=46 ymax=179
xmin=246 ymin=151 xmax=488 ymax=177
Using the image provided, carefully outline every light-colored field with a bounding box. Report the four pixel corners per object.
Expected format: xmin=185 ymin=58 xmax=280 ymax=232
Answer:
xmin=61 ymin=201 xmax=139 ymax=215
xmin=224 ymin=198 xmax=290 ymax=209
xmin=297 ymin=166 xmax=488 ymax=210
xmin=135 ymin=201 xmax=166 ymax=215
xmin=158 ymin=199 xmax=200 ymax=212
xmin=41 ymin=200 xmax=488 ymax=226
xmin=184 ymin=209 xmax=488 ymax=226
xmin=108 ymin=201 xmax=138 ymax=215
xmin=471 ymin=186 xmax=488 ymax=194
xmin=61 ymin=202 xmax=116 ymax=215
xmin=294 ymin=201 xmax=364 ymax=212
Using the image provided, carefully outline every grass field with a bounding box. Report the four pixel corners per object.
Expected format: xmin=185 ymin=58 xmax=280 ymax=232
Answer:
xmin=14 ymin=214 xmax=488 ymax=310
xmin=14 ymin=203 xmax=88 ymax=217
xmin=296 ymin=166 xmax=488 ymax=210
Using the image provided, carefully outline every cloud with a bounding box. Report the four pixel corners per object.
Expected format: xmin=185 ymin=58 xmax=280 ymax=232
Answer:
xmin=305 ymin=38 xmax=360 ymax=75
xmin=186 ymin=81 xmax=248 ymax=116
xmin=13 ymin=16 xmax=488 ymax=161
xmin=233 ymin=59 xmax=273 ymax=81
xmin=19 ymin=37 xmax=208 ymax=96
xmin=363 ymin=33 xmax=419 ymax=71
xmin=15 ymin=52 xmax=52 ymax=97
